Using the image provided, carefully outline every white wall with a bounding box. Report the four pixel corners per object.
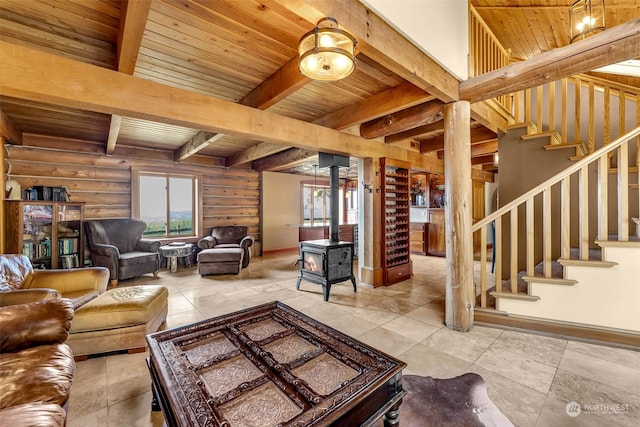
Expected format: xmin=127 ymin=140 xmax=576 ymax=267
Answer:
xmin=262 ymin=171 xmax=307 ymax=252
xmin=361 ymin=0 xmax=469 ymax=80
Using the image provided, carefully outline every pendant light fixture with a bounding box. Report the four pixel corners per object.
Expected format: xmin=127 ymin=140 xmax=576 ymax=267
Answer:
xmin=569 ymin=0 xmax=605 ymax=43
xmin=313 ymin=164 xmax=319 ymax=198
xmin=298 ymin=17 xmax=357 ymax=81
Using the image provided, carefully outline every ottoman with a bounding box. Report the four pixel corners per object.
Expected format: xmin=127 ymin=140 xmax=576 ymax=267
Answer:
xmin=197 ymin=247 xmax=244 ymax=276
xmin=67 ymin=285 xmax=168 ymax=358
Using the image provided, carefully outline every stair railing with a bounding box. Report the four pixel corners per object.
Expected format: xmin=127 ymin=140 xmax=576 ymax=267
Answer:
xmin=472 ymin=126 xmax=640 ymax=309
xmin=513 ymin=75 xmax=640 ymax=154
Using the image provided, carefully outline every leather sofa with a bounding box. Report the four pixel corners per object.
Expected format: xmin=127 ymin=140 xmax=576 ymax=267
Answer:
xmin=0 ymin=298 xmax=76 ymax=427
xmin=85 ymin=219 xmax=161 ymax=286
xmin=197 ymin=226 xmax=254 ymax=275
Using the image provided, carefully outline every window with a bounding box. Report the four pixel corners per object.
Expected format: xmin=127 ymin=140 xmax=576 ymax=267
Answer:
xmin=302 ymin=182 xmax=331 ymax=225
xmin=133 ymin=170 xmax=200 ymax=238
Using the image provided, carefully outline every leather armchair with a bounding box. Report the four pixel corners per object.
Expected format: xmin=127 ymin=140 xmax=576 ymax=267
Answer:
xmin=198 ymin=225 xmax=254 ymax=268
xmin=0 ymin=298 xmax=76 ymax=427
xmin=85 ymin=219 xmax=161 ymax=286
xmin=0 ymin=254 xmax=109 ymax=309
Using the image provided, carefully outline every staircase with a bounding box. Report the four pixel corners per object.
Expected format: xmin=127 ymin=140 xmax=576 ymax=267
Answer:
xmin=466 ymin=10 xmax=639 ymax=345
xmin=472 ymin=117 xmax=640 ymax=346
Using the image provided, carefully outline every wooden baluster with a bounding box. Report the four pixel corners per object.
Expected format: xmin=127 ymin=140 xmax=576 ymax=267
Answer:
xmin=588 ymin=81 xmax=595 ymax=153
xmin=561 ymin=78 xmax=568 ymax=143
xmin=618 ymin=142 xmax=629 ymax=241
xmin=495 ymin=218 xmax=502 ymax=293
xmin=480 ymin=225 xmax=487 ymax=308
xmin=526 ymin=197 xmax=534 ymax=276
xmin=619 ymin=91 xmax=626 ymax=139
xmin=574 ymin=77 xmax=581 ymax=144
xmin=537 ymin=85 xmax=543 ymax=131
xmin=579 ymin=166 xmax=589 ymax=260
xmin=525 ymin=88 xmax=532 ymax=124
xmin=549 ymin=81 xmax=555 ymax=133
xmin=598 ymin=154 xmax=608 ymax=241
xmin=561 ymin=177 xmax=571 ymax=259
xmin=510 ymin=207 xmax=518 ymax=293
xmin=543 ymin=189 xmax=552 ymax=277
xmin=604 ymin=86 xmax=611 ymax=145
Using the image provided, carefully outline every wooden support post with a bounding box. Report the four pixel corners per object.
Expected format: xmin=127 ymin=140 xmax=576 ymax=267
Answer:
xmin=359 ymin=158 xmax=383 ymax=287
xmin=444 ymin=101 xmax=474 ymax=332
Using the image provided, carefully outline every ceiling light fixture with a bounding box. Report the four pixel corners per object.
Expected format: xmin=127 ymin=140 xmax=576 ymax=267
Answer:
xmin=298 ymin=17 xmax=357 ymax=81
xmin=569 ymin=0 xmax=605 ymax=43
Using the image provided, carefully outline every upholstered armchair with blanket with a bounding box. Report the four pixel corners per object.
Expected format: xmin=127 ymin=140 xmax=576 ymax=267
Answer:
xmin=85 ymin=219 xmax=161 ymax=287
xmin=197 ymin=226 xmax=254 ymax=275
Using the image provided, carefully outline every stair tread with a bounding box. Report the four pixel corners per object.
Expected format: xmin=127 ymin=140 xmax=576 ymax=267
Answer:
xmin=543 ymin=142 xmax=582 ymax=150
xmin=608 ymin=166 xmax=639 ymax=173
xmin=521 ymin=130 xmax=559 ymax=140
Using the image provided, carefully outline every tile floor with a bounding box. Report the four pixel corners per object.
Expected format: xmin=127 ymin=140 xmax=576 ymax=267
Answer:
xmin=66 ymin=253 xmax=640 ymax=427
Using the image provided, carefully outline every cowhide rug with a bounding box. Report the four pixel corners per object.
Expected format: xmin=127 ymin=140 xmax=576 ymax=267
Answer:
xmin=380 ymin=373 xmax=514 ymax=427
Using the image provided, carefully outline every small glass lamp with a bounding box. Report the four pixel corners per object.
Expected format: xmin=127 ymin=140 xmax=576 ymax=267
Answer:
xmin=569 ymin=0 xmax=606 ymax=43
xmin=298 ymin=17 xmax=356 ymax=81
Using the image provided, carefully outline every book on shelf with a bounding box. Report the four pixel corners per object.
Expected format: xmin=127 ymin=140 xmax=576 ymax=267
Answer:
xmin=59 ymin=254 xmax=79 ymax=269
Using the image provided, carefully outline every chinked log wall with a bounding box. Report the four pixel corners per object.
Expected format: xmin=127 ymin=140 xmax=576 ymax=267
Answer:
xmin=4 ymin=134 xmax=261 ymax=243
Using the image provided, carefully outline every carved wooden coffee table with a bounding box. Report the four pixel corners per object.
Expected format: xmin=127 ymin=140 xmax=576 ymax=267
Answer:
xmin=146 ymin=301 xmax=406 ymax=426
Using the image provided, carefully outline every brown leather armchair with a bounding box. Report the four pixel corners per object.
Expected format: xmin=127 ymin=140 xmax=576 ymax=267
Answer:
xmin=197 ymin=226 xmax=254 ymax=275
xmin=0 ymin=298 xmax=76 ymax=427
xmin=0 ymin=254 xmax=109 ymax=309
xmin=85 ymin=219 xmax=161 ymax=286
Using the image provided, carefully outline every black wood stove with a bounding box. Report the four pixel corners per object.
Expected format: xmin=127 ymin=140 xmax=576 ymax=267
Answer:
xmin=296 ymin=153 xmax=356 ymax=301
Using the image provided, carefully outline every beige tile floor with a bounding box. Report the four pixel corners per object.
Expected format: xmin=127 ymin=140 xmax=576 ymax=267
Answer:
xmin=66 ymin=253 xmax=640 ymax=427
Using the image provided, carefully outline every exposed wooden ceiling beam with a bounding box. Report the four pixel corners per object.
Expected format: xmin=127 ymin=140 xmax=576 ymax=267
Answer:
xmin=385 ymin=121 xmax=444 ymax=144
xmin=438 ymin=140 xmax=498 ymax=159
xmin=0 ymin=109 xmax=22 ymax=145
xmin=117 ymin=0 xmax=151 ymax=74
xmin=199 ymin=57 xmax=314 ymax=165
xmin=253 ymin=148 xmax=317 ymax=172
xmin=471 ymin=154 xmax=496 ymax=166
xmin=109 ymin=0 xmax=152 ymax=155
xmin=239 ymin=57 xmax=309 ymax=110
xmin=360 ymin=100 xmax=446 ymax=139
xmin=275 ymin=0 xmax=460 ymax=103
xmin=227 ymin=142 xmax=290 ymax=167
xmin=229 ymin=81 xmax=432 ymax=169
xmin=460 ymin=18 xmax=640 ymax=103
xmin=1 ymin=41 xmax=463 ymax=176
xmin=106 ymin=115 xmax=122 ymax=155
xmin=419 ymin=127 xmax=497 ymax=153
xmin=174 ymin=132 xmax=225 ymax=162
xmin=314 ymin=81 xmax=433 ymax=130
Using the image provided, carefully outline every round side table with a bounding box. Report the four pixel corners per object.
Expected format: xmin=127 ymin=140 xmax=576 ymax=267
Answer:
xmin=159 ymin=243 xmax=194 ymax=273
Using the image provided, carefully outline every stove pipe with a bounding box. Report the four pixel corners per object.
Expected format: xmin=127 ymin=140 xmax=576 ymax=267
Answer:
xmin=329 ymin=165 xmax=339 ymax=242
xmin=319 ymin=153 xmax=350 ymax=243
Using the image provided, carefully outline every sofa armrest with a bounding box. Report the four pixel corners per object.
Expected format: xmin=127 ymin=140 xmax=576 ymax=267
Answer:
xmin=136 ymin=239 xmax=161 ymax=252
xmin=198 ymin=236 xmax=217 ymax=249
xmin=91 ymin=242 xmax=120 ymax=257
xmin=26 ymin=267 xmax=110 ymax=294
xmin=240 ymin=235 xmax=254 ymax=250
xmin=0 ymin=289 xmax=62 ymax=307
xmin=0 ymin=298 xmax=74 ymax=352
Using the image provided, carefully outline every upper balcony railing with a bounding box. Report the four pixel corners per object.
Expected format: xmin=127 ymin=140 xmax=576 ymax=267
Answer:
xmin=468 ymin=5 xmax=512 ymax=112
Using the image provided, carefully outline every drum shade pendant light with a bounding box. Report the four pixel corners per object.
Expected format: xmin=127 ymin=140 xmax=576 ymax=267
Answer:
xmin=298 ymin=17 xmax=356 ymax=81
xmin=569 ymin=0 xmax=605 ymax=43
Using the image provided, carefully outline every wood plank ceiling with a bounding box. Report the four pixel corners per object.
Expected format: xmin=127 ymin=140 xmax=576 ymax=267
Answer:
xmin=1 ymin=0 xmax=638 ymax=177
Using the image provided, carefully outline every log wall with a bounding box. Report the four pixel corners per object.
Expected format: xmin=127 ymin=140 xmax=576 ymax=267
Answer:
xmin=3 ymin=134 xmax=261 ymax=243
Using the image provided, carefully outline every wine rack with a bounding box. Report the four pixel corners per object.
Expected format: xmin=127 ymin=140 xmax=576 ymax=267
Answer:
xmin=380 ymin=157 xmax=412 ymax=285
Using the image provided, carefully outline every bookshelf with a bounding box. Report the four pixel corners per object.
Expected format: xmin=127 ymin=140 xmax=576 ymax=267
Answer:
xmin=4 ymin=201 xmax=85 ymax=269
xmin=380 ymin=157 xmax=412 ymax=285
